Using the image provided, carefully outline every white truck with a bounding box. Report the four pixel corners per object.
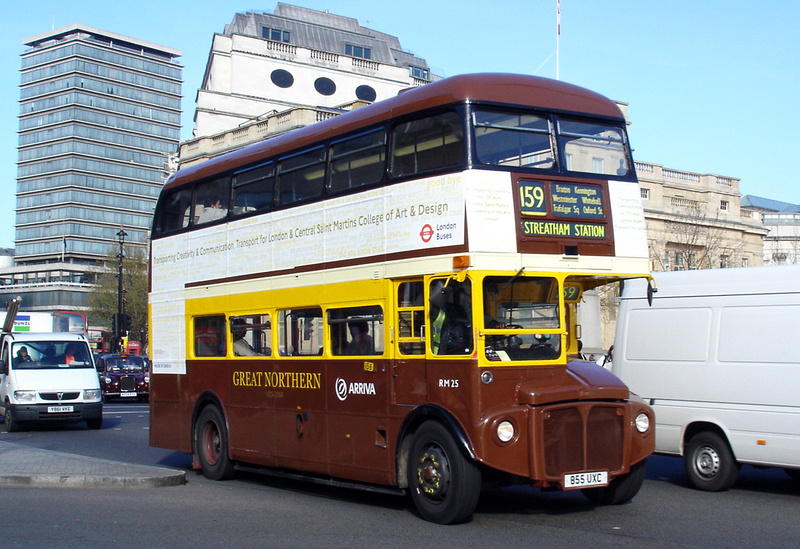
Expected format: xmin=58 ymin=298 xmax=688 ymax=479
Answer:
xmin=613 ymin=265 xmax=800 ymax=491
xmin=0 ymin=310 xmax=86 ymax=334
xmin=0 ymin=301 xmax=102 ymax=432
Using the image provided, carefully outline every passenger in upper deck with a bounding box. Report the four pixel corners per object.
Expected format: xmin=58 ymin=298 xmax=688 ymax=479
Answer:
xmin=197 ymin=198 xmax=227 ymax=224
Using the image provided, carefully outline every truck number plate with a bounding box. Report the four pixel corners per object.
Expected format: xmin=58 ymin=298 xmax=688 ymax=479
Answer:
xmin=564 ymin=471 xmax=608 ymax=489
xmin=120 ymin=392 xmax=137 ymax=398
xmin=47 ymin=405 xmax=74 ymax=413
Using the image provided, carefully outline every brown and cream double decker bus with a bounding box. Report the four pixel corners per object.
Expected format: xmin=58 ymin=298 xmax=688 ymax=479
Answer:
xmin=149 ymin=73 xmax=654 ymax=524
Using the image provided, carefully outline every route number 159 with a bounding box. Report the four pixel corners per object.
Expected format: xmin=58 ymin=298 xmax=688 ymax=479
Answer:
xmin=518 ymin=181 xmax=546 ymax=216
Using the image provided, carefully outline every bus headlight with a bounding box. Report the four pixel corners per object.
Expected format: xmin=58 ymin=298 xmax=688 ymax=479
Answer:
xmin=635 ymin=412 xmax=650 ymax=433
xmin=496 ymin=420 xmax=515 ymax=443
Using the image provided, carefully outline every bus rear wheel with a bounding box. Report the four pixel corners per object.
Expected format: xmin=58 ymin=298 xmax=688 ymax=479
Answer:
xmin=684 ymin=431 xmax=739 ymax=491
xmin=407 ymin=421 xmax=481 ymax=524
xmin=195 ymin=405 xmax=236 ymax=480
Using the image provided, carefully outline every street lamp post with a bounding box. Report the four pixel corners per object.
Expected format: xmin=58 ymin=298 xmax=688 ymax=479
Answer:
xmin=115 ymin=228 xmax=127 ymax=353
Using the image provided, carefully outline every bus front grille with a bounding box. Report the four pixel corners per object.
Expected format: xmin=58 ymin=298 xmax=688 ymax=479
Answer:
xmin=542 ymin=404 xmax=624 ymax=477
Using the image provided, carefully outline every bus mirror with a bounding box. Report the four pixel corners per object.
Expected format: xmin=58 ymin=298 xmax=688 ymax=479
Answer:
xmin=429 ymin=278 xmax=453 ymax=308
xmin=647 ymin=281 xmax=657 ymax=306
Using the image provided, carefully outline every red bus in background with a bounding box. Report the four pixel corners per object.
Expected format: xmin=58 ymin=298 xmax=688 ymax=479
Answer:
xmin=88 ymin=327 xmax=112 ymax=355
xmin=89 ymin=328 xmax=141 ymax=356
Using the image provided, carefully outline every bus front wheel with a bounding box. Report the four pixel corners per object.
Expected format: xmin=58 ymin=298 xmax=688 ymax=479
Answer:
xmin=684 ymin=431 xmax=739 ymax=491
xmin=407 ymin=421 xmax=481 ymax=524
xmin=582 ymin=459 xmax=646 ymax=505
xmin=195 ymin=405 xmax=236 ymax=480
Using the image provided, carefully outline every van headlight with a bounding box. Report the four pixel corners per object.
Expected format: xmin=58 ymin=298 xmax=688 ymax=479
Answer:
xmin=496 ymin=420 xmax=515 ymax=443
xmin=13 ymin=390 xmax=36 ymax=402
xmin=84 ymin=389 xmax=102 ymax=401
xmin=635 ymin=412 xmax=650 ymax=433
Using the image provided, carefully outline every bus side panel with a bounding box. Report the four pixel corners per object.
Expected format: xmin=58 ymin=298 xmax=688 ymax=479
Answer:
xmin=391 ymin=359 xmax=428 ymax=405
xmin=149 ymin=373 xmax=193 ymax=453
xmin=227 ymin=361 xmax=278 ymax=464
xmin=325 ymin=359 xmax=394 ymax=485
xmin=259 ymin=360 xmax=328 ymax=474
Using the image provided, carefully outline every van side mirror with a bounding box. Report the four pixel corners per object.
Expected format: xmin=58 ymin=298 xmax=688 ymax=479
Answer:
xmin=0 ymin=359 xmax=7 ymax=375
xmin=647 ymin=281 xmax=657 ymax=306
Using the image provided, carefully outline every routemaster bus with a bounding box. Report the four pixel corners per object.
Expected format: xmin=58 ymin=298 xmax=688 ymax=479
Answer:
xmin=149 ymin=73 xmax=655 ymax=524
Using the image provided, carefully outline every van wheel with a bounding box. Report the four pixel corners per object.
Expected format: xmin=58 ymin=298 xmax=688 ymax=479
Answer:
xmin=4 ymin=404 xmax=24 ymax=433
xmin=583 ymin=459 xmax=647 ymax=505
xmin=195 ymin=405 xmax=236 ymax=480
xmin=684 ymin=431 xmax=739 ymax=491
xmin=407 ymin=421 xmax=481 ymax=524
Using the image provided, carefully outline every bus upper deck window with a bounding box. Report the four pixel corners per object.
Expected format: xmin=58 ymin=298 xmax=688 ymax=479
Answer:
xmin=329 ymin=129 xmax=387 ymax=193
xmin=391 ymin=112 xmax=463 ymax=177
xmin=557 ymin=119 xmax=630 ymax=177
xmin=473 ymin=110 xmax=554 ymax=169
xmin=233 ymin=162 xmax=275 ymax=214
xmin=155 ymin=188 xmax=192 ymax=234
xmin=278 ymin=148 xmax=325 ymax=205
xmin=194 ymin=177 xmax=231 ymax=225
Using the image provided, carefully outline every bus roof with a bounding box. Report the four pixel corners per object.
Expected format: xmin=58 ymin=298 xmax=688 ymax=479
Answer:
xmin=164 ymin=73 xmax=624 ymax=192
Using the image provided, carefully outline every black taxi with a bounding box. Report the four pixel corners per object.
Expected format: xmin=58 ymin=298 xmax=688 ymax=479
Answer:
xmin=95 ymin=354 xmax=149 ymax=402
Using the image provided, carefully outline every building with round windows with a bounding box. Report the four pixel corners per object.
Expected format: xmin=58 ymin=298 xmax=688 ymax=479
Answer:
xmin=188 ymin=3 xmax=438 ymax=159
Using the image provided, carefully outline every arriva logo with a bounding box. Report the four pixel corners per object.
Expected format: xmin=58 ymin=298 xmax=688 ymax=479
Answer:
xmin=335 ymin=377 xmax=377 ymax=401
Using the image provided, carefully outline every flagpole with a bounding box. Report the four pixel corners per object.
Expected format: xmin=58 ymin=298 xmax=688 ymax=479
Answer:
xmin=556 ymin=0 xmax=561 ymax=80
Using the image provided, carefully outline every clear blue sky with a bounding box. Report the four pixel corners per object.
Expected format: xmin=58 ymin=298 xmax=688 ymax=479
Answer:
xmin=1 ymin=1 xmax=798 ymax=249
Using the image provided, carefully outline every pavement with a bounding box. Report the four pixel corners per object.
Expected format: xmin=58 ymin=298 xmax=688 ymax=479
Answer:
xmin=0 ymin=440 xmax=187 ymax=489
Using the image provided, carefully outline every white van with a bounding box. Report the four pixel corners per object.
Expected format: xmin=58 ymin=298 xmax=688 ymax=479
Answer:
xmin=0 ymin=332 xmax=103 ymax=432
xmin=613 ymin=265 xmax=800 ymax=491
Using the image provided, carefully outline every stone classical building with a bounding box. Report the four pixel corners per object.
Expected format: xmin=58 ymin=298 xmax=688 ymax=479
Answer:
xmin=636 ymin=162 xmax=767 ymax=271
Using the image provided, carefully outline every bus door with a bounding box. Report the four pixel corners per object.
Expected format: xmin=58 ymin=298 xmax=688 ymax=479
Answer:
xmin=325 ymin=304 xmax=389 ymax=482
xmin=392 ymin=280 xmax=427 ymax=405
xmin=424 ymin=275 xmax=475 ymax=420
xmin=270 ymin=308 xmax=325 ymax=471
xmin=393 ymin=276 xmax=475 ymax=408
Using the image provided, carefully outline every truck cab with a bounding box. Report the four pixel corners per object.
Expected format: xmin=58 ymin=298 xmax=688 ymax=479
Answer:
xmin=0 ymin=332 xmax=103 ymax=431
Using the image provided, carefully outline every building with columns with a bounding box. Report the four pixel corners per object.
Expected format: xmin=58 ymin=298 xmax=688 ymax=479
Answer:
xmin=635 ymin=161 xmax=767 ymax=271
